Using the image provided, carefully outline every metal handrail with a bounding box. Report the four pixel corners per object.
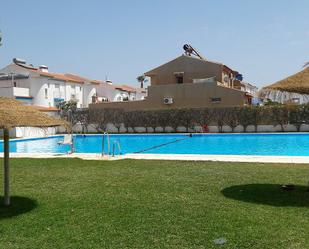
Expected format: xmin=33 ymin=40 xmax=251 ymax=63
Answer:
xmin=112 ymin=140 xmax=122 ymax=157
xmin=102 ymin=132 xmax=110 ymax=156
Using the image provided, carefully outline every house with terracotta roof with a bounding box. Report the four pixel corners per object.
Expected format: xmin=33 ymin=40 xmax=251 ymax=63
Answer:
xmin=0 ymin=58 xmax=100 ymax=111
xmin=95 ymin=81 xmax=146 ymax=102
xmin=90 ymin=47 xmax=258 ymax=111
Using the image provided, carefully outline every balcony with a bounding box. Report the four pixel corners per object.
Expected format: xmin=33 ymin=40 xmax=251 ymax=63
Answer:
xmin=13 ymin=87 xmax=30 ymax=97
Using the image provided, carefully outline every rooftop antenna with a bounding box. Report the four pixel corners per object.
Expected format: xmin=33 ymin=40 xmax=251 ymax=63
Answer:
xmin=183 ymin=44 xmax=206 ymax=60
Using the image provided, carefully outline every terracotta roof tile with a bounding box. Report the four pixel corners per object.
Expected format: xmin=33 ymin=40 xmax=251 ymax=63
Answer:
xmin=15 ymin=63 xmax=101 ymax=85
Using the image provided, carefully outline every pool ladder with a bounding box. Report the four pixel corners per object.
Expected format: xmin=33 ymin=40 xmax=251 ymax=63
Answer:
xmin=102 ymin=132 xmax=110 ymax=156
xmin=102 ymin=132 xmax=122 ymax=157
xmin=112 ymin=140 xmax=122 ymax=157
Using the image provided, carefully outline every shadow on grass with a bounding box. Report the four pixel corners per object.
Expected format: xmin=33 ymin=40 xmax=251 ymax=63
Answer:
xmin=221 ymin=184 xmax=309 ymax=207
xmin=0 ymin=196 xmax=37 ymax=219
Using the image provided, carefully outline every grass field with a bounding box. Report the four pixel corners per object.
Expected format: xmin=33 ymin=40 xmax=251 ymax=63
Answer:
xmin=1 ymin=158 xmax=309 ymax=249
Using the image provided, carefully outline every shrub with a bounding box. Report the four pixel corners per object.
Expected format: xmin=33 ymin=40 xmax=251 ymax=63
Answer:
xmin=271 ymin=105 xmax=289 ymax=131
xmin=85 ymin=105 xmax=309 ymax=134
xmin=223 ymin=107 xmax=240 ymax=132
xmin=288 ymin=105 xmax=306 ymax=132
xmin=213 ymin=108 xmax=228 ymax=133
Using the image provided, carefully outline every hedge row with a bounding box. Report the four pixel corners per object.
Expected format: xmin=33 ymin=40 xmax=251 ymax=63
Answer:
xmin=62 ymin=104 xmax=309 ymax=133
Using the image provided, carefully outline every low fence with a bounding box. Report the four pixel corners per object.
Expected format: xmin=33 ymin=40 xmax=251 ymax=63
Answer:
xmin=0 ymin=127 xmax=56 ymax=138
xmin=56 ymin=123 xmax=309 ymax=134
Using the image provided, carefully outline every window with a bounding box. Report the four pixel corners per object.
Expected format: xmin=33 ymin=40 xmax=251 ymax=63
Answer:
xmin=211 ymin=97 xmax=221 ymax=103
xmin=174 ymin=72 xmax=184 ymax=84
xmin=71 ymin=85 xmax=76 ymax=99
xmin=13 ymin=82 xmax=17 ymax=87
xmin=45 ymin=88 xmax=48 ymax=99
xmin=176 ymin=76 xmax=183 ymax=84
xmin=54 ymin=84 xmax=60 ymax=98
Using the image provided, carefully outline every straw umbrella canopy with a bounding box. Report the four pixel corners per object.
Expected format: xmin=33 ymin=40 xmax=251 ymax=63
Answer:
xmin=261 ymin=67 xmax=309 ymax=95
xmin=0 ymin=97 xmax=70 ymax=206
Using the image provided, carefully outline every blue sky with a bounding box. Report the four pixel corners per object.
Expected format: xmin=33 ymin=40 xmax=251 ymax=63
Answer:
xmin=0 ymin=0 xmax=308 ymax=88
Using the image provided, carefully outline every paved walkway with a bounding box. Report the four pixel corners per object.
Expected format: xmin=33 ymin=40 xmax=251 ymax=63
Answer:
xmin=1 ymin=152 xmax=309 ymax=164
xmin=124 ymin=154 xmax=309 ymax=164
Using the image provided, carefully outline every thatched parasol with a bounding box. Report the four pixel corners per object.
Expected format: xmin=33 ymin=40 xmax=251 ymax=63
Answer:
xmin=261 ymin=67 xmax=309 ymax=95
xmin=0 ymin=97 xmax=70 ymax=206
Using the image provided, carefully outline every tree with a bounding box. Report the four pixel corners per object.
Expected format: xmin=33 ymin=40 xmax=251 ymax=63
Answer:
xmin=136 ymin=74 xmax=148 ymax=89
xmin=169 ymin=109 xmax=182 ymax=132
xmin=90 ymin=108 xmax=114 ymax=133
xmin=251 ymin=106 xmax=263 ymax=132
xmin=123 ymin=111 xmax=139 ymax=132
xmin=58 ymin=100 xmax=78 ymax=126
xmin=75 ymin=108 xmax=90 ymax=134
xmin=177 ymin=108 xmax=195 ymax=132
xmin=144 ymin=111 xmax=159 ymax=133
xmin=194 ymin=108 xmax=213 ymax=133
xmin=110 ymin=109 xmax=124 ymax=133
xmin=238 ymin=106 xmax=253 ymax=132
xmin=289 ymin=105 xmax=306 ymax=132
xmin=224 ymin=107 xmax=240 ymax=132
xmin=213 ymin=108 xmax=227 ymax=133
xmin=271 ymin=105 xmax=289 ymax=131
xmin=157 ymin=110 xmax=171 ymax=132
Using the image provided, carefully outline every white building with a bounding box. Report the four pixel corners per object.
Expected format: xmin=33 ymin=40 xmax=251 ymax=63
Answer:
xmin=95 ymin=81 xmax=147 ymax=103
xmin=0 ymin=58 xmax=100 ymax=112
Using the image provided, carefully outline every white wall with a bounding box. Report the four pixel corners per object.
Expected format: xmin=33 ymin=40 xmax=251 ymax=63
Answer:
xmin=15 ymin=127 xmax=57 ymax=138
xmin=95 ymin=83 xmax=146 ymax=102
xmin=0 ymin=63 xmax=97 ymax=108
xmin=0 ymin=127 xmax=56 ymax=138
xmin=0 ymin=87 xmax=14 ymax=97
xmin=96 ymin=83 xmax=123 ymax=102
xmin=83 ymin=84 xmax=96 ymax=107
xmin=62 ymin=123 xmax=309 ymax=134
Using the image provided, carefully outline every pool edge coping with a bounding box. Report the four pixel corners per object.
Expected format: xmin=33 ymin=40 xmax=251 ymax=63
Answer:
xmin=1 ymin=152 xmax=309 ymax=164
xmin=2 ymin=131 xmax=309 ymax=143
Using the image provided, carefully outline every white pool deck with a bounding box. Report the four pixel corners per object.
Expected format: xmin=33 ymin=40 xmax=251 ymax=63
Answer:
xmin=1 ymin=152 xmax=309 ymax=164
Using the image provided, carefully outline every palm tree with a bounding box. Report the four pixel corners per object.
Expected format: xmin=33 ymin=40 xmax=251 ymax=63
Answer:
xmin=136 ymin=74 xmax=148 ymax=88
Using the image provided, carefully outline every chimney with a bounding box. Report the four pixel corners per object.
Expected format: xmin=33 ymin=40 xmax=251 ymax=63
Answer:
xmin=13 ymin=58 xmax=26 ymax=65
xmin=39 ymin=65 xmax=48 ymax=73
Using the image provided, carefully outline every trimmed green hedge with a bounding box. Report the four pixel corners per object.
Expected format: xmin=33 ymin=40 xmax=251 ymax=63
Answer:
xmin=69 ymin=104 xmax=309 ymax=133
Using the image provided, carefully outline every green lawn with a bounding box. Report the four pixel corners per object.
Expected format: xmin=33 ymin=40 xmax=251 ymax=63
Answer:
xmin=1 ymin=159 xmax=309 ymax=249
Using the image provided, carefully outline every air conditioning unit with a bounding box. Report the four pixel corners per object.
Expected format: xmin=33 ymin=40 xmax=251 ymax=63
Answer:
xmin=163 ymin=97 xmax=173 ymax=105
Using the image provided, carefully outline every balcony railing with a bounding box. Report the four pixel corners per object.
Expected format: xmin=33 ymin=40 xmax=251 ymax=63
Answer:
xmin=13 ymin=87 xmax=30 ymax=97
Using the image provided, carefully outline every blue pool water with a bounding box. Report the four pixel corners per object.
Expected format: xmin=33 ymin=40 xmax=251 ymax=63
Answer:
xmin=1 ymin=133 xmax=309 ymax=156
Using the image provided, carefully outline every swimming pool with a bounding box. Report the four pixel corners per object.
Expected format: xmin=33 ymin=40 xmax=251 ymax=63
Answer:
xmin=1 ymin=133 xmax=309 ymax=156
